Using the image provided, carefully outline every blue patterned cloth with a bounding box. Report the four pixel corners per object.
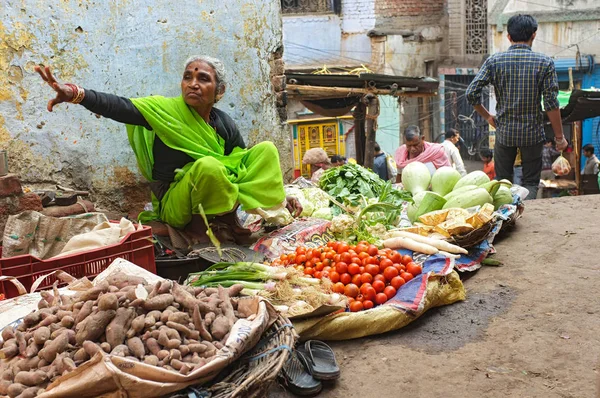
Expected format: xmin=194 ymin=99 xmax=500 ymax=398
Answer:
xmin=467 ymin=44 xmax=560 ymax=147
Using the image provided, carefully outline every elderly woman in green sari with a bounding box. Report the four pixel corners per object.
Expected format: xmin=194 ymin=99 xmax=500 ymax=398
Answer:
xmin=36 ymin=56 xmax=301 ymax=241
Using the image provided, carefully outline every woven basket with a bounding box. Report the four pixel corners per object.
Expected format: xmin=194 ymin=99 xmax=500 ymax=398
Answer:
xmin=448 ymin=221 xmax=494 ymax=249
xmin=172 ymin=314 xmax=296 ymax=398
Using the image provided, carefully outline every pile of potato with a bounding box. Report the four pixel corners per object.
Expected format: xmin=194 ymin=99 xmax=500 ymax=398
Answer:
xmin=0 ymin=273 xmax=250 ymax=398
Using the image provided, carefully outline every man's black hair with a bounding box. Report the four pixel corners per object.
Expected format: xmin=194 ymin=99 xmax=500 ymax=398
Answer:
xmin=331 ymin=155 xmax=344 ymax=163
xmin=374 ymin=142 xmax=381 ymax=152
xmin=583 ymin=143 xmax=595 ymax=155
xmin=507 ymin=14 xmax=538 ymax=43
xmin=445 ymin=129 xmax=459 ymax=139
xmin=480 ymin=148 xmax=493 ymax=159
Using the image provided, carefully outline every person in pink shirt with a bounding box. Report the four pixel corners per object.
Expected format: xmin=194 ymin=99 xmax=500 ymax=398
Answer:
xmin=395 ymin=125 xmax=450 ymax=180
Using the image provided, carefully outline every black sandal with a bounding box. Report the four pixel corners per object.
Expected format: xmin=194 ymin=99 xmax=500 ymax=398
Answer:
xmin=300 ymin=340 xmax=340 ymax=381
xmin=280 ymin=350 xmax=323 ymax=396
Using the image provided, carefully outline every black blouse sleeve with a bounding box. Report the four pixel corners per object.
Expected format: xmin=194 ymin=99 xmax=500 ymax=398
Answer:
xmin=80 ymin=89 xmax=152 ymax=130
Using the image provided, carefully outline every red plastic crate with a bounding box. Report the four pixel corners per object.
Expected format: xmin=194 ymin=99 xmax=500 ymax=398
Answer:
xmin=0 ymin=225 xmax=156 ymax=299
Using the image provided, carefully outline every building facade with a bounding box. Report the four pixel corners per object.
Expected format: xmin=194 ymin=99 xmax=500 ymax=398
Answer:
xmin=0 ymin=0 xmax=288 ymax=211
xmin=282 ymin=0 xmax=448 ymax=161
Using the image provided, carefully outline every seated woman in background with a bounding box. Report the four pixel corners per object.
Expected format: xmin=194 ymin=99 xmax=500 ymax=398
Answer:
xmin=395 ymin=125 xmax=450 ymax=178
xmin=36 ymin=56 xmax=301 ymax=242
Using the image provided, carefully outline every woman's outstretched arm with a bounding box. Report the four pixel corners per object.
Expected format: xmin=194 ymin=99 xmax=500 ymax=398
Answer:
xmin=36 ymin=65 xmax=150 ymax=129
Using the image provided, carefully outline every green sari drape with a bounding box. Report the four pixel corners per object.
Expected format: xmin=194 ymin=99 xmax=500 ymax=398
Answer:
xmin=126 ymin=96 xmax=285 ymax=228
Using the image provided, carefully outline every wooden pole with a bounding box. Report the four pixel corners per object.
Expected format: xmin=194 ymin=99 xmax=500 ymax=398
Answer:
xmin=574 ymin=121 xmax=581 ymax=194
xmin=353 ymin=102 xmax=366 ymax=165
xmin=363 ymin=94 xmax=380 ymax=169
xmin=421 ymin=96 xmax=431 ymax=141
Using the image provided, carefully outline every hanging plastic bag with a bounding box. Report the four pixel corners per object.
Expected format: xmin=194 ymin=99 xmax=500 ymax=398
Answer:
xmin=552 ymin=153 xmax=571 ymax=176
xmin=386 ymin=154 xmax=398 ymax=181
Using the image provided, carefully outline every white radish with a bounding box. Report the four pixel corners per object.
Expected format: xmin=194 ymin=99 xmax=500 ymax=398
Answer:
xmin=387 ymin=231 xmax=468 ymax=254
xmin=382 ymin=237 xmax=438 ymax=255
xmin=438 ymin=251 xmax=461 ymax=259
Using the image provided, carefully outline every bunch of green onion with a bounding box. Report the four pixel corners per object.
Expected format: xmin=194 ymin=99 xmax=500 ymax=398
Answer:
xmin=186 ymin=262 xmax=317 ymax=291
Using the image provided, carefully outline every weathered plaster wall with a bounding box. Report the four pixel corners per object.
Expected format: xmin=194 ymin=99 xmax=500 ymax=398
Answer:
xmin=490 ymin=0 xmax=600 ymax=57
xmin=282 ymin=0 xmax=373 ymax=68
xmin=0 ymin=0 xmax=288 ymax=212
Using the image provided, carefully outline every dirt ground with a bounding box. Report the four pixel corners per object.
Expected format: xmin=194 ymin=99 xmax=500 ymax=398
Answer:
xmin=271 ymin=195 xmax=600 ymax=398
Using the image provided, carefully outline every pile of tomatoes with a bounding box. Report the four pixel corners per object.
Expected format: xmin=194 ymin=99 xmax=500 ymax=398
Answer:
xmin=272 ymin=241 xmax=423 ymax=312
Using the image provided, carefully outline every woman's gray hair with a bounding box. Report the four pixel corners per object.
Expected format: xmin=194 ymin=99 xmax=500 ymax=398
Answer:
xmin=404 ymin=125 xmax=421 ymax=141
xmin=184 ymin=55 xmax=227 ymax=94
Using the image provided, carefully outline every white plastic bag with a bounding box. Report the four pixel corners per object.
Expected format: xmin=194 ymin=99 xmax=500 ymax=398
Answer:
xmin=552 ymin=154 xmax=571 ymax=176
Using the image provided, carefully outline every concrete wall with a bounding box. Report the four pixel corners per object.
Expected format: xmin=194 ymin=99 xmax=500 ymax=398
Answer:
xmin=282 ymin=0 xmax=374 ymax=68
xmin=489 ymin=0 xmax=600 ymax=58
xmin=0 ymin=0 xmax=288 ymax=212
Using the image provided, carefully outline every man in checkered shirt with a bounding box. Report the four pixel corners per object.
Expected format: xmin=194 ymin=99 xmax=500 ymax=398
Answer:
xmin=467 ymin=14 xmax=567 ymax=199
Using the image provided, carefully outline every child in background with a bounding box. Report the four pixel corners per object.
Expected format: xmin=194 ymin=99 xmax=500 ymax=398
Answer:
xmin=480 ymin=149 xmax=496 ymax=180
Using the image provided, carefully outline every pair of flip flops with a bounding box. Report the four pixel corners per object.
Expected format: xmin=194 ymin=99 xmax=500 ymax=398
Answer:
xmin=281 ymin=340 xmax=340 ymax=396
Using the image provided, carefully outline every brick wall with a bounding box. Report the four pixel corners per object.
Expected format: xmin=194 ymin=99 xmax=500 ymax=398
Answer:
xmin=341 ymin=0 xmax=376 ymax=33
xmin=375 ymin=0 xmax=446 ymax=30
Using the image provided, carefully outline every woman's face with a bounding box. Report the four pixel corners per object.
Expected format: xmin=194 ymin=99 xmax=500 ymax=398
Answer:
xmin=406 ymin=136 xmax=425 ymax=158
xmin=181 ymin=61 xmax=220 ymax=108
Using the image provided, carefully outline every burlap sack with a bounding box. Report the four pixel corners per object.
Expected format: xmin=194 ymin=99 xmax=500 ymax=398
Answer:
xmin=2 ymin=211 xmax=108 ymax=259
xmin=0 ymin=260 xmax=278 ymax=398
xmin=38 ymin=298 xmax=277 ymax=398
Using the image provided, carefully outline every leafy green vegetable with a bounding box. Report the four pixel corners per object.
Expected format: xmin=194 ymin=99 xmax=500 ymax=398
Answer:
xmin=319 ymin=163 xmax=412 ymax=215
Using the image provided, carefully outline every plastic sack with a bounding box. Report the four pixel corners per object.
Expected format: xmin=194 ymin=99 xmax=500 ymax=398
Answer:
xmin=292 ymin=253 xmax=466 ymax=340
xmin=386 ymin=154 xmax=398 ymax=181
xmin=552 ymin=154 xmax=571 ymax=176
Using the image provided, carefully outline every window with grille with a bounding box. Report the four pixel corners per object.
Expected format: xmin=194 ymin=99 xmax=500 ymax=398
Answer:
xmin=281 ymin=0 xmax=336 ymax=15
xmin=465 ymin=0 xmax=488 ymax=54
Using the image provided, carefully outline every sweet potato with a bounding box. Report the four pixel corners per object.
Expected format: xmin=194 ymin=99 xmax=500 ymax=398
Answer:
xmin=37 ymin=315 xmax=58 ymax=328
xmin=78 ymin=281 xmax=109 ymax=301
xmin=127 ymin=337 xmax=145 ymax=359
xmin=14 ymin=370 xmax=46 ymax=386
xmin=156 ymin=350 xmax=170 ymax=361
xmin=55 ymin=310 xmax=72 ymax=321
xmin=126 ymin=315 xmax=146 ymax=339
xmin=110 ymin=345 xmax=129 ymax=357
xmin=227 ymin=284 xmax=245 ymax=297
xmin=7 ymin=383 xmax=26 ymax=398
xmin=15 ymin=331 xmax=27 ymax=356
xmin=204 ymin=312 xmax=216 ymax=327
xmin=39 ymin=332 xmax=69 ymax=362
xmin=24 ymin=341 xmax=39 ymax=359
xmin=82 ymin=341 xmax=102 ymax=357
xmin=172 ymin=284 xmax=212 ymax=314
xmin=0 ymin=380 xmax=10 ymax=395
xmin=193 ymin=306 xmax=213 ymax=342
xmin=75 ymin=309 xmax=116 ymax=345
xmin=106 ymin=272 xmax=146 ymax=289
xmin=145 ymin=338 xmax=161 ymax=355
xmin=16 ymin=386 xmax=42 ymax=398
xmin=0 ymin=344 xmax=19 ymax=359
xmin=2 ymin=367 xmax=14 ymax=381
xmin=73 ymin=348 xmax=89 ymax=363
xmin=31 ymin=327 xmax=49 ymax=347
xmin=160 ymin=310 xmax=173 ymax=324
xmin=143 ymin=294 xmax=174 ymax=311
xmin=98 ymin=293 xmax=118 ymax=311
xmin=100 ymin=342 xmax=111 ymax=353
xmin=22 ymin=312 xmax=41 ymax=328
xmin=105 ymin=307 xmax=135 ymax=348
xmin=188 ymin=343 xmax=207 ymax=354
xmin=74 ymin=301 xmax=94 ymax=325
xmin=2 ymin=326 xmax=15 ymax=342
xmin=157 ymin=280 xmax=173 ymax=295
xmin=170 ymin=359 xmax=191 ymax=375
xmin=143 ymin=355 xmax=159 ymax=366
xmin=166 ymin=321 xmax=195 ymax=339
xmin=60 ymin=316 xmax=75 ymax=329
xmin=210 ymin=315 xmax=231 ymax=341
xmin=144 ymin=314 xmax=157 ymax=329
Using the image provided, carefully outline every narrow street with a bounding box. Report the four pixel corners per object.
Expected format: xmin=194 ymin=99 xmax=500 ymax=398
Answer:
xmin=272 ymin=195 xmax=600 ymax=398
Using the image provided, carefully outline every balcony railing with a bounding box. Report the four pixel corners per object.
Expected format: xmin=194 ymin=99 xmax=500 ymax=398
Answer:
xmin=281 ymin=0 xmax=334 ymax=14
